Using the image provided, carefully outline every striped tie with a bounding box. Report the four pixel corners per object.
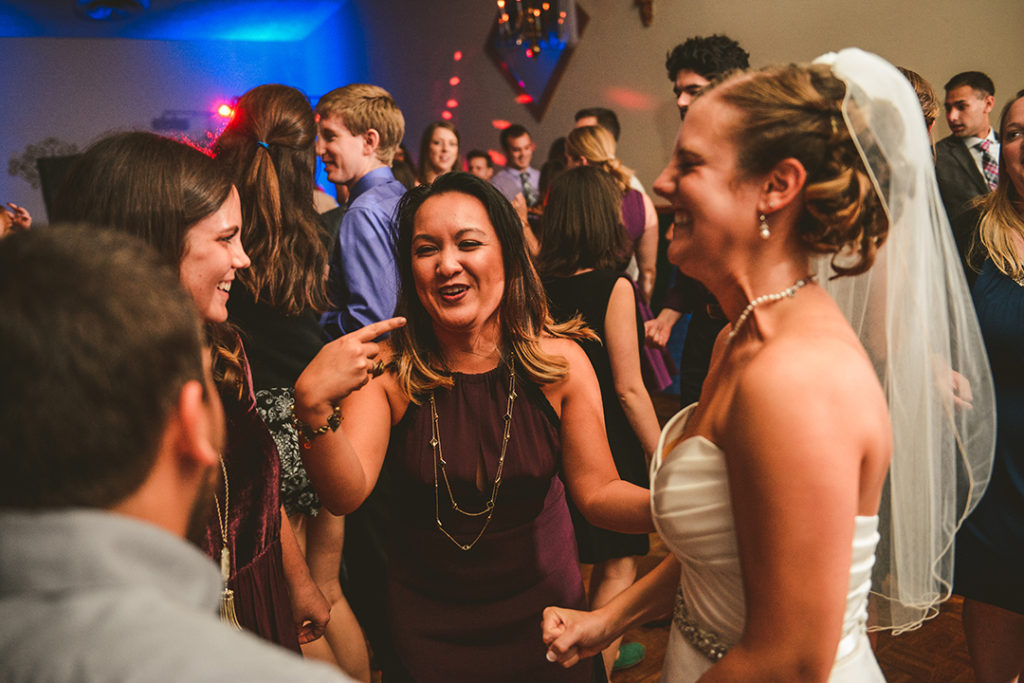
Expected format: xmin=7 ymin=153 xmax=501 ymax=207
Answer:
xmin=978 ymin=139 xmax=999 ymax=191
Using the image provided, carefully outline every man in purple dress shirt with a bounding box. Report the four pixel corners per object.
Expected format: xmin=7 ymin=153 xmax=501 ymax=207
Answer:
xmin=316 ymin=84 xmax=407 ymax=339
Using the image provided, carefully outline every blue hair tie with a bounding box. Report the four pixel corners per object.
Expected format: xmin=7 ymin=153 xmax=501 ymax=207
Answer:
xmin=256 ymin=140 xmax=270 ymax=150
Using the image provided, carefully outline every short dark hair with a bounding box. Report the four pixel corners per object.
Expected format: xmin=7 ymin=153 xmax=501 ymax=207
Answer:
xmin=466 ymin=149 xmax=494 ymax=167
xmin=499 ymin=124 xmax=531 ymax=152
xmin=944 ymin=71 xmax=995 ymax=97
xmin=574 ymin=107 xmax=621 ymax=141
xmin=0 ymin=226 xmax=204 ymax=509
xmin=665 ymin=34 xmax=749 ymax=81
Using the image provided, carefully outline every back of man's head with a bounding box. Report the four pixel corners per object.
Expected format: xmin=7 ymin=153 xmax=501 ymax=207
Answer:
xmin=665 ymin=34 xmax=749 ymax=81
xmin=500 ymin=124 xmax=531 ymax=152
xmin=574 ymin=107 xmax=621 ymax=141
xmin=0 ymin=225 xmax=204 ymax=509
xmin=944 ymin=71 xmax=995 ymax=97
xmin=316 ymin=84 xmax=405 ymax=165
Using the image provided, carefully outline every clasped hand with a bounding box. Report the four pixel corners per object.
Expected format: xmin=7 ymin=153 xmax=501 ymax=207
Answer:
xmin=541 ymin=605 xmax=614 ymax=669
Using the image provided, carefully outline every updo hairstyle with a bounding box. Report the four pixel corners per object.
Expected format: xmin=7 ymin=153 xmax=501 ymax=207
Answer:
xmin=717 ymin=64 xmax=889 ymax=277
xmin=564 ymin=125 xmax=634 ymax=194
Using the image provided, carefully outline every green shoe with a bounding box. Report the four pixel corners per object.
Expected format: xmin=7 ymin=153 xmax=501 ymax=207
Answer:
xmin=612 ymin=641 xmax=645 ymax=671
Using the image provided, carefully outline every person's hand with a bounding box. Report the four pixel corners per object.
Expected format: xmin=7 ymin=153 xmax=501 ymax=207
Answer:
xmin=950 ymin=369 xmax=973 ymax=409
xmin=644 ymin=308 xmax=681 ymax=349
xmin=5 ymin=203 xmax=31 ymax=231
xmin=541 ymin=605 xmax=614 ymax=669
xmin=511 ymin=193 xmax=529 ymax=226
xmin=290 ymin=575 xmax=331 ymax=644
xmin=295 ymin=316 xmax=406 ymax=413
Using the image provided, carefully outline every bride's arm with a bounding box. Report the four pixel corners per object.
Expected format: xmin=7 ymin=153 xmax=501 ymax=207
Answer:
xmin=542 ymin=554 xmax=680 ymax=668
xmin=700 ymin=338 xmax=888 ymax=682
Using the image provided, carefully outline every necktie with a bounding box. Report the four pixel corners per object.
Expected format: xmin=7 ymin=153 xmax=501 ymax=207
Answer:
xmin=520 ymin=171 xmax=539 ymax=207
xmin=978 ymin=139 xmax=999 ymax=191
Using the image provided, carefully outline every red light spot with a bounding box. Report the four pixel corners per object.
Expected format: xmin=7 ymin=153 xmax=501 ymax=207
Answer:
xmin=491 ymin=119 xmax=511 ymax=130
xmin=490 ymin=150 xmax=507 ymax=166
xmin=217 ymin=104 xmax=234 ymax=118
xmin=515 ymin=93 xmax=534 ymax=104
xmin=446 ymin=99 xmax=459 ymax=109
xmin=453 ymin=50 xmax=463 ymax=61
xmin=441 ymin=110 xmax=453 ymax=121
xmin=525 ymin=48 xmax=533 ymax=58
xmin=449 ymin=76 xmax=461 ymax=86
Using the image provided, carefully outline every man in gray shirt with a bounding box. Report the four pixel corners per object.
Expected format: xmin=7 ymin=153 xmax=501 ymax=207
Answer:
xmin=0 ymin=226 xmax=351 ymax=683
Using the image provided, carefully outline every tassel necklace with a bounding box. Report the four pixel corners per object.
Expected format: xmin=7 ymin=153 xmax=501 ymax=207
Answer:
xmin=430 ymin=358 xmax=516 ymax=551
xmin=213 ymin=456 xmax=242 ymax=629
xmin=727 ymin=276 xmax=815 ymax=342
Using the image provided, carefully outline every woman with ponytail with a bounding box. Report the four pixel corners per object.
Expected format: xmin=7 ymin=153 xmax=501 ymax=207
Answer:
xmin=214 ymin=84 xmax=370 ymax=680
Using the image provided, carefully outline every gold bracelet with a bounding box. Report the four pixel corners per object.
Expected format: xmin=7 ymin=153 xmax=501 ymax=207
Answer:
xmin=290 ymin=403 xmax=342 ymax=449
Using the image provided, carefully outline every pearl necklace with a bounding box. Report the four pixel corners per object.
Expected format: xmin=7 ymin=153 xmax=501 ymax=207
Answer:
xmin=727 ymin=276 xmax=815 ymax=342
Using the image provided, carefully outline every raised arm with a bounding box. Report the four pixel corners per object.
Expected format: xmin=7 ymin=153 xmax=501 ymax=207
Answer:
xmin=605 ymin=277 xmax=661 ymax=457
xmin=293 ymin=317 xmax=406 ymax=514
xmin=544 ymin=338 xmax=653 ymax=534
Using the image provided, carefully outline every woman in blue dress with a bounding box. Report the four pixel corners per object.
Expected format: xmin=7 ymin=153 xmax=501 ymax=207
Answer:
xmin=954 ymin=88 xmax=1024 ymax=683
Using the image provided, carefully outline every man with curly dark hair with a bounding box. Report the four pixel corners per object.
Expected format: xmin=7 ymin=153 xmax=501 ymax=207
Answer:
xmin=665 ymin=34 xmax=749 ymax=120
xmin=646 ymin=35 xmax=751 ymax=409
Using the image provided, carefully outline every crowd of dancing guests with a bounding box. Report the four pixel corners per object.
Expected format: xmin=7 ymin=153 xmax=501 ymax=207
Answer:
xmin=0 ymin=32 xmax=1020 ymax=683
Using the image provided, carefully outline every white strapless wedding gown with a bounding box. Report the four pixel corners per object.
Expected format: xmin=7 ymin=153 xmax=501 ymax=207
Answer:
xmin=651 ymin=405 xmax=886 ymax=681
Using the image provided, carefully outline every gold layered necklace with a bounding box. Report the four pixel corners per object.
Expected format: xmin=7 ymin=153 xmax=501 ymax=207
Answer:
xmin=213 ymin=456 xmax=242 ymax=629
xmin=429 ymin=358 xmax=516 ymax=551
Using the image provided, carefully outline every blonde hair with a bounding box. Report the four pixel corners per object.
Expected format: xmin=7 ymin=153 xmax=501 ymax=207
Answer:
xmin=897 ymin=67 xmax=939 ymax=130
xmin=565 ymin=125 xmax=634 ymax=193
xmin=715 ymin=64 xmax=889 ymax=278
xmin=316 ymin=84 xmax=405 ymax=165
xmin=974 ymin=90 xmax=1024 ymax=279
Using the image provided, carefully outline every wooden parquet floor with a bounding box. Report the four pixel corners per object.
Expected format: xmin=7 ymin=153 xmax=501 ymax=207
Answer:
xmin=598 ymin=394 xmax=976 ymax=682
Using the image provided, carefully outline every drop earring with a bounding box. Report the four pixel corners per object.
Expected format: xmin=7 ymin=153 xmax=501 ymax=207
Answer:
xmin=759 ymin=213 xmax=771 ymax=240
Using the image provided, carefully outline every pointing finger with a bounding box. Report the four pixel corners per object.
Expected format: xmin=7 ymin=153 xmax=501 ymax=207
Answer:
xmin=352 ymin=316 xmax=406 ymax=342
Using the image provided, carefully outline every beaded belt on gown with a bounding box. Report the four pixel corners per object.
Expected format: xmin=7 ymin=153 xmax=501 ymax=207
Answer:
xmin=672 ymin=587 xmax=729 ymax=662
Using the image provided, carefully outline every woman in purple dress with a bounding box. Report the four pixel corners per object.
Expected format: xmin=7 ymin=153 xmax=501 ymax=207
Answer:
xmin=291 ymin=172 xmax=653 ymax=682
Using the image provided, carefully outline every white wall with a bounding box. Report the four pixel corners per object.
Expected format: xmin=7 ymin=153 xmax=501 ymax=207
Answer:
xmin=355 ymin=0 xmax=1024 ymax=194
xmin=1 ymin=10 xmax=361 ymax=222
xmin=5 ymin=0 xmax=1022 ymax=221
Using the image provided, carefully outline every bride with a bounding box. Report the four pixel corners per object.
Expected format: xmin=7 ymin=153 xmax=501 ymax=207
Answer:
xmin=542 ymin=49 xmax=995 ymax=681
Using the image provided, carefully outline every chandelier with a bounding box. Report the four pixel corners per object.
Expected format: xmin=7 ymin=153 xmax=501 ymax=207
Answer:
xmin=495 ymin=0 xmax=573 ymax=59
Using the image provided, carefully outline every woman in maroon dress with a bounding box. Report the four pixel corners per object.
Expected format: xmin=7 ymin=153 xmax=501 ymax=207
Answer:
xmin=52 ymin=131 xmax=316 ymax=653
xmin=292 ymin=172 xmax=653 ymax=681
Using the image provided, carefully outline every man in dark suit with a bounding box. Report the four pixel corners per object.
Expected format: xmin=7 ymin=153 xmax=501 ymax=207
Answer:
xmin=935 ymin=71 xmax=998 ymax=222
